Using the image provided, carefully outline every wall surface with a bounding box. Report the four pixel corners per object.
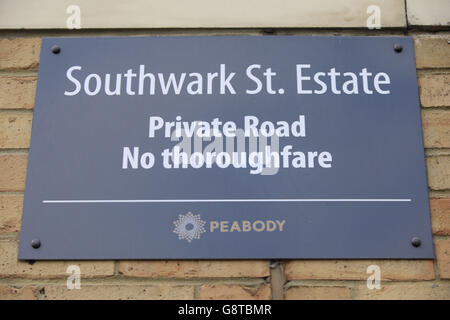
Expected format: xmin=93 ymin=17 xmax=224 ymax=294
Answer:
xmin=0 ymin=1 xmax=449 ymax=300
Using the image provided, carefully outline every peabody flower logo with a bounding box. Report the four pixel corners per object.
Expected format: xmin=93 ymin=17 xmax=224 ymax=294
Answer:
xmin=173 ymin=212 xmax=206 ymax=242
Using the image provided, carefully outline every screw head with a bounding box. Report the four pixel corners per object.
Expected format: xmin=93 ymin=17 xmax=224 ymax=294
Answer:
xmin=411 ymin=237 xmax=421 ymax=247
xmin=262 ymin=29 xmax=276 ymax=35
xmin=51 ymin=45 xmax=61 ymax=54
xmin=269 ymin=260 xmax=280 ymax=269
xmin=31 ymin=239 xmax=41 ymax=249
xmin=394 ymin=44 xmax=403 ymax=53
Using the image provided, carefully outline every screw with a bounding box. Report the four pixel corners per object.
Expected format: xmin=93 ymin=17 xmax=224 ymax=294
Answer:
xmin=31 ymin=239 xmax=41 ymax=249
xmin=394 ymin=44 xmax=403 ymax=53
xmin=262 ymin=29 xmax=276 ymax=35
xmin=51 ymin=45 xmax=61 ymax=54
xmin=270 ymin=260 xmax=280 ymax=269
xmin=411 ymin=237 xmax=421 ymax=247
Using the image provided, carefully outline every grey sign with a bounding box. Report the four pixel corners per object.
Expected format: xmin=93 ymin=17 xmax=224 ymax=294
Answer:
xmin=19 ymin=36 xmax=434 ymax=260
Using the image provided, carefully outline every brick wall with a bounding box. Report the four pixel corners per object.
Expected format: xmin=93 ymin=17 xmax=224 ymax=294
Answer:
xmin=0 ymin=3 xmax=449 ymax=301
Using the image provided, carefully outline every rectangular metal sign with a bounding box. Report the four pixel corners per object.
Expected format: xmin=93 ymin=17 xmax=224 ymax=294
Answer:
xmin=19 ymin=36 xmax=434 ymax=259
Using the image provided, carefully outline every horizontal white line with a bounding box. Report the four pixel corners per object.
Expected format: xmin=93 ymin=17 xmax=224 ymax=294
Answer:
xmin=42 ymin=199 xmax=412 ymax=203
